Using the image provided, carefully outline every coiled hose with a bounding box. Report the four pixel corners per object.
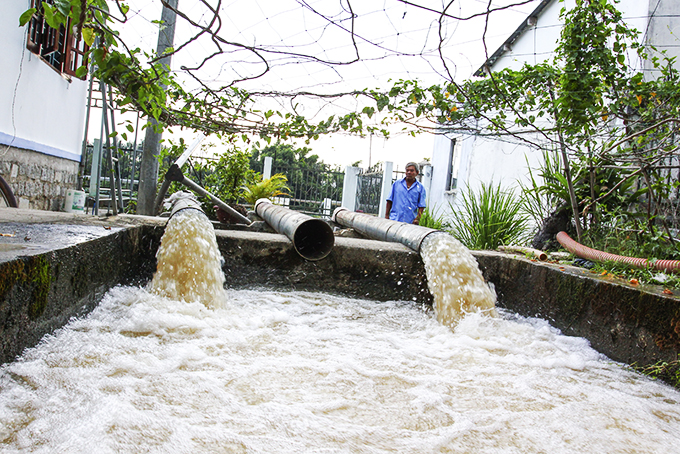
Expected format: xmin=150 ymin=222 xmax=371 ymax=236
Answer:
xmin=556 ymin=231 xmax=680 ymax=273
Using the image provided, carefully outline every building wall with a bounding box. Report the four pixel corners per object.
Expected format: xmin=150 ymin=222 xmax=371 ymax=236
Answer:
xmin=0 ymin=146 xmax=78 ymax=210
xmin=0 ymin=2 xmax=88 ymax=209
xmin=644 ymin=0 xmax=680 ymax=76
xmin=429 ymin=0 xmax=671 ymax=224
xmin=492 ymin=0 xmax=651 ymax=72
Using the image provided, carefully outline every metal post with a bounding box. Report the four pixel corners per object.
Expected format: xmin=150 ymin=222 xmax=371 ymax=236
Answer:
xmin=100 ymin=82 xmax=118 ymax=215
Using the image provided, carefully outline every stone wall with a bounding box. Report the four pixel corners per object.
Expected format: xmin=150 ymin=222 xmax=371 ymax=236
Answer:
xmin=0 ymin=146 xmax=79 ymax=210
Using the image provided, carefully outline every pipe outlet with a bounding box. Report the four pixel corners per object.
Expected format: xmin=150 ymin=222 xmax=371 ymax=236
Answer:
xmin=168 ymin=191 xmax=208 ymax=220
xmin=255 ymin=199 xmax=335 ymax=261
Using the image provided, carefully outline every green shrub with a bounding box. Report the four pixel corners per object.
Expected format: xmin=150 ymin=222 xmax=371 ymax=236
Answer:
xmin=448 ymin=182 xmax=530 ymax=250
xmin=241 ymin=173 xmax=290 ymax=205
xmin=419 ymin=206 xmax=447 ymax=230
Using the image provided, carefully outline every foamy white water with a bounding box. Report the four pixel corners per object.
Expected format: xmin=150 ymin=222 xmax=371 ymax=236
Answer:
xmin=150 ymin=209 xmax=227 ymax=308
xmin=0 ymin=287 xmax=679 ymax=453
xmin=421 ymin=233 xmax=498 ymax=325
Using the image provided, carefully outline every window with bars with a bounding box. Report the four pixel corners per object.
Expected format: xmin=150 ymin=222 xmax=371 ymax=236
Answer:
xmin=25 ymin=0 xmax=88 ymax=78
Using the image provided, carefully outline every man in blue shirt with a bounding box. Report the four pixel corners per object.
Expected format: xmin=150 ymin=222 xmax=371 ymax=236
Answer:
xmin=385 ymin=162 xmax=427 ymax=225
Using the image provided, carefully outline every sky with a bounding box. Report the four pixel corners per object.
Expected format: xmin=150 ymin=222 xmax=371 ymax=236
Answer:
xmin=94 ymin=0 xmax=542 ymax=169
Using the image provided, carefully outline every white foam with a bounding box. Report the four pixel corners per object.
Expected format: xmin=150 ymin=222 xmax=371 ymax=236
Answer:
xmin=420 ymin=233 xmax=498 ymax=325
xmin=150 ymin=209 xmax=227 ymax=309
xmin=1 ymin=288 xmax=680 ymax=453
xmin=2 ymin=214 xmax=680 ymax=452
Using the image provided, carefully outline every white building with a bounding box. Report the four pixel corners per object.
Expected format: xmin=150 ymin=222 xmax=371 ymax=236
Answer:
xmin=0 ymin=1 xmax=89 ymax=209
xmin=427 ymin=0 xmax=680 ymax=222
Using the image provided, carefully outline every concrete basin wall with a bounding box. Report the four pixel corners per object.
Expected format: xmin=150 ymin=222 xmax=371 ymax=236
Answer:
xmin=1 ymin=208 xmax=679 ymax=374
xmin=0 ymin=224 xmax=163 ymax=364
xmin=474 ymin=251 xmax=680 ymax=367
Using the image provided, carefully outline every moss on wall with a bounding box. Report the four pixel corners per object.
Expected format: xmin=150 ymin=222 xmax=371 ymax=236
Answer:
xmin=0 ymin=256 xmax=52 ymax=320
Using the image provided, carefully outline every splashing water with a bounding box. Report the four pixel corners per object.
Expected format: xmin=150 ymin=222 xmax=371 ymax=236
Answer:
xmin=150 ymin=209 xmax=226 ymax=308
xmin=2 ymin=214 xmax=680 ymax=452
xmin=420 ymin=233 xmax=498 ymax=325
xmin=1 ymin=289 xmax=680 ymax=453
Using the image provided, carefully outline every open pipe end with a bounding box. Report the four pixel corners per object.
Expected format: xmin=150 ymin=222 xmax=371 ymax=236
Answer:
xmin=293 ymin=218 xmax=335 ymax=261
xmin=331 ymin=206 xmax=349 ymax=223
xmin=168 ymin=191 xmax=207 ymax=221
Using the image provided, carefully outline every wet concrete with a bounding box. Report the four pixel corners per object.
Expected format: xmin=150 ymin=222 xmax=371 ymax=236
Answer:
xmin=1 ymin=207 xmax=679 ymax=373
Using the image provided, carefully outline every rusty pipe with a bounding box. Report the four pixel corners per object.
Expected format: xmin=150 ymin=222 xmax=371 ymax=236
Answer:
xmin=255 ymin=199 xmax=335 ymax=261
xmin=556 ymin=231 xmax=680 ymax=273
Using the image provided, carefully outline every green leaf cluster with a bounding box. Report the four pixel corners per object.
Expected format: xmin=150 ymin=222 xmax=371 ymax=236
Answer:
xmin=241 ymin=174 xmax=290 ymax=205
xmin=448 ymin=183 xmax=530 ymax=250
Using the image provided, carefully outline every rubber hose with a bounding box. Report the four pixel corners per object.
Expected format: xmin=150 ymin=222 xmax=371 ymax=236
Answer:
xmin=556 ymin=231 xmax=680 ymax=273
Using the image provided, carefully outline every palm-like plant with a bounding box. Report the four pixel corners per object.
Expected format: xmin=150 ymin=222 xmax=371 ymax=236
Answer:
xmin=241 ymin=173 xmax=291 ymax=205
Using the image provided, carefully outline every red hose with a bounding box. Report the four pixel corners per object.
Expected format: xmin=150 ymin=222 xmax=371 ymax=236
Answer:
xmin=556 ymin=231 xmax=680 ymax=273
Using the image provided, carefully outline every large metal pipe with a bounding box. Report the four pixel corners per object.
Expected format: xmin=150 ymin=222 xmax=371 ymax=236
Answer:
xmin=163 ymin=164 xmax=251 ymax=225
xmin=168 ymin=191 xmax=207 ymax=220
xmin=255 ymin=199 xmax=335 ymax=261
xmin=332 ymin=207 xmax=443 ymax=253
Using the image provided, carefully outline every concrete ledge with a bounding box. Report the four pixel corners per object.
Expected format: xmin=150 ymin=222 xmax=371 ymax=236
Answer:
xmin=216 ymin=230 xmax=431 ymax=303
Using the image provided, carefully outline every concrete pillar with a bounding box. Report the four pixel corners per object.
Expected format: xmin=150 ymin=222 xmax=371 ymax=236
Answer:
xmin=341 ymin=166 xmax=361 ymax=212
xmin=263 ymin=156 xmax=273 ymax=180
xmin=89 ymin=139 xmax=102 ymax=197
xmin=378 ymin=161 xmax=393 ymax=219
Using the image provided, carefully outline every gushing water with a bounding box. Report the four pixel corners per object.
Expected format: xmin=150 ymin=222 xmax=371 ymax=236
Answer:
xmin=150 ymin=209 xmax=226 ymax=309
xmin=1 ymin=215 xmax=680 ymax=453
xmin=421 ymin=233 xmax=498 ymax=325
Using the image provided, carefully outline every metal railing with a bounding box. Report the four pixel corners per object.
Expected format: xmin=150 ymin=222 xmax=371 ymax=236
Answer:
xmin=271 ymin=163 xmax=344 ymax=217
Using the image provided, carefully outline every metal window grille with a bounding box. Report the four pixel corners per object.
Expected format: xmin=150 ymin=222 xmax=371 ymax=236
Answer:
xmin=26 ymin=0 xmax=88 ymax=78
xmin=355 ymin=166 xmax=384 ymax=215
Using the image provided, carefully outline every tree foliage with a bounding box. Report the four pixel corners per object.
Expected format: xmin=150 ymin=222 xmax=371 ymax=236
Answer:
xmin=367 ymin=0 xmax=680 ymax=254
xmin=19 ymin=1 xmax=680 ymax=255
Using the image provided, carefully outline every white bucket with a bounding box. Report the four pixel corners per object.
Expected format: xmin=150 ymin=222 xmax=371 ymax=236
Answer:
xmin=64 ymin=189 xmax=86 ymax=213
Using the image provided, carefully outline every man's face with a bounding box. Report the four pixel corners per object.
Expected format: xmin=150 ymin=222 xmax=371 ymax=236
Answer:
xmin=405 ymin=165 xmax=418 ymax=182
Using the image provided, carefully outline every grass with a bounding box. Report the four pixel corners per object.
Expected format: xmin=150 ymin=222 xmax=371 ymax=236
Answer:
xmin=419 ymin=206 xmax=447 ymax=230
xmin=577 ymin=259 xmax=680 ymax=293
xmin=632 ymin=357 xmax=680 ymax=389
xmin=448 ymin=182 xmax=530 ymax=250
